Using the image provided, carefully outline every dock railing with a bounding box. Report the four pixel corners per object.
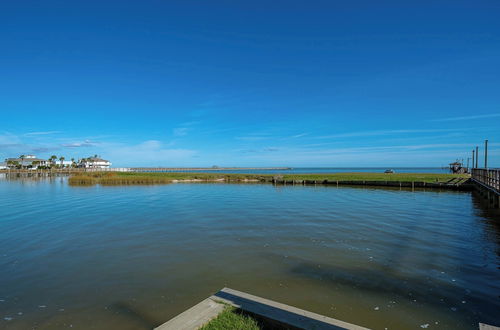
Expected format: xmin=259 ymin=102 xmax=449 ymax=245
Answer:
xmin=472 ymin=168 xmax=500 ymax=192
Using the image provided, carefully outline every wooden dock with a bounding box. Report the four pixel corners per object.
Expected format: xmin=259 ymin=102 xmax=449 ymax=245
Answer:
xmin=471 ymin=168 xmax=500 ymax=208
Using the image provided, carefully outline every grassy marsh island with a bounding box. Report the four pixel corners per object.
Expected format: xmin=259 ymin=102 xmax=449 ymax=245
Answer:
xmin=68 ymin=172 xmax=270 ymax=185
xmin=68 ymin=171 xmax=469 ymax=186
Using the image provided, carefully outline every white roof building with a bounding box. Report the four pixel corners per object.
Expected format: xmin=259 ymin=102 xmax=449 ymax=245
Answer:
xmin=79 ymin=157 xmax=111 ymax=169
xmin=5 ymin=156 xmax=48 ymax=169
xmin=59 ymin=160 xmax=73 ymax=166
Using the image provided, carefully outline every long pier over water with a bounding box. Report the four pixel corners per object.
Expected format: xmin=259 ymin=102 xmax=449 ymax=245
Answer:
xmin=0 ymin=167 xmax=292 ymax=174
xmin=0 ymin=167 xmax=291 ymax=175
xmin=130 ymin=167 xmax=292 ymax=172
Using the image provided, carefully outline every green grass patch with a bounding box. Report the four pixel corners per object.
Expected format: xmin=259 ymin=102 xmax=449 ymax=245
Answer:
xmin=200 ymin=306 xmax=261 ymax=330
xmin=68 ymin=171 xmax=468 ymax=186
xmin=68 ymin=172 xmax=270 ymax=185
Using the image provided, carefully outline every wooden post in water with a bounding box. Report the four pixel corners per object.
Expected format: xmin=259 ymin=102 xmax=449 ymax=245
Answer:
xmin=475 ymin=146 xmax=479 ymax=168
xmin=484 ymin=139 xmax=488 ymax=169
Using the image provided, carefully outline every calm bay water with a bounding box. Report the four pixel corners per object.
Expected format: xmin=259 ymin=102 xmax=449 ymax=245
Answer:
xmin=0 ymin=178 xmax=499 ymax=329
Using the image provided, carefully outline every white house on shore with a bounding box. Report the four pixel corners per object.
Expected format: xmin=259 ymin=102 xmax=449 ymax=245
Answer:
xmin=4 ymin=155 xmax=48 ymax=169
xmin=59 ymin=160 xmax=73 ymax=167
xmin=79 ymin=157 xmax=111 ymax=169
xmin=3 ymin=154 xmax=112 ymax=170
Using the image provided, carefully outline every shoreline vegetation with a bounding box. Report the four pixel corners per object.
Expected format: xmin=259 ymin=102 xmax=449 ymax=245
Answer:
xmin=67 ymin=171 xmax=469 ymax=186
xmin=199 ymin=306 xmax=261 ymax=330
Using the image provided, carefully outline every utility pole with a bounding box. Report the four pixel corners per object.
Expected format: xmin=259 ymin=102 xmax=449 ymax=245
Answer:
xmin=466 ymin=158 xmax=470 ymax=172
xmin=472 ymin=149 xmax=475 ymax=169
xmin=475 ymin=146 xmax=479 ymax=168
xmin=484 ymin=139 xmax=488 ymax=169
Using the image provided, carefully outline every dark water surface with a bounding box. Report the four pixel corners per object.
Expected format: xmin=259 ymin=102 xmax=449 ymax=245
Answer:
xmin=0 ymin=178 xmax=498 ymax=329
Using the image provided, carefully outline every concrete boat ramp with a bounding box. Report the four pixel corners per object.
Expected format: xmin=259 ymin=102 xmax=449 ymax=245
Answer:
xmin=155 ymin=287 xmax=369 ymax=330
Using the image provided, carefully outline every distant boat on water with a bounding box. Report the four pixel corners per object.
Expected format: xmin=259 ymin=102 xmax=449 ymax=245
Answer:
xmin=384 ymin=169 xmax=395 ymax=173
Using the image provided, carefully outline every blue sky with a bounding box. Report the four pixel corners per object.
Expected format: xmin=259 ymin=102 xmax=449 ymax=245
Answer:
xmin=1 ymin=1 xmax=499 ymax=167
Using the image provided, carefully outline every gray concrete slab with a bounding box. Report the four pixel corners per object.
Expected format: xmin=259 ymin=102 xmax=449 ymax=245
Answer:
xmin=212 ymin=287 xmax=369 ymax=330
xmin=155 ymin=287 xmax=369 ymax=330
xmin=154 ymin=298 xmax=225 ymax=330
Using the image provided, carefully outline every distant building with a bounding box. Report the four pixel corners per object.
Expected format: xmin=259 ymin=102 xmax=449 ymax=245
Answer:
xmin=4 ymin=155 xmax=48 ymax=169
xmin=0 ymin=162 xmax=7 ymax=170
xmin=79 ymin=157 xmax=111 ymax=169
xmin=449 ymin=161 xmax=466 ymax=174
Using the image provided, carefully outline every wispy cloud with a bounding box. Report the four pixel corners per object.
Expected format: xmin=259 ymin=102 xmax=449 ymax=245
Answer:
xmin=62 ymin=140 xmax=99 ymax=148
xmin=290 ymin=133 xmax=308 ymax=138
xmin=235 ymin=141 xmax=491 ymax=167
xmin=236 ymin=135 xmax=270 ymax=141
xmin=431 ymin=113 xmax=500 ymax=122
xmin=0 ymin=132 xmax=22 ymax=144
xmin=240 ymin=146 xmax=280 ymax=153
xmin=24 ymin=131 xmax=60 ymax=136
xmin=173 ymin=127 xmax=189 ymax=137
xmin=235 ymin=130 xmax=275 ymax=141
xmin=0 ymin=133 xmax=25 ymax=154
xmin=301 ymin=143 xmax=478 ymax=155
xmin=316 ymin=128 xmax=465 ymax=139
xmin=173 ymin=121 xmax=200 ymax=137
xmin=0 ymin=143 xmax=24 ymax=151
xmin=103 ymin=140 xmax=197 ymax=166
xmin=31 ymin=146 xmax=60 ymax=153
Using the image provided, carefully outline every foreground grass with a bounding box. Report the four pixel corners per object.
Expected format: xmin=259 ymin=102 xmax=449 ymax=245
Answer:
xmin=200 ymin=306 xmax=261 ymax=330
xmin=68 ymin=171 xmax=468 ymax=186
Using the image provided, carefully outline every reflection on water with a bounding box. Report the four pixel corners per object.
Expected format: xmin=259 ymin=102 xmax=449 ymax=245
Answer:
xmin=0 ymin=178 xmax=498 ymax=329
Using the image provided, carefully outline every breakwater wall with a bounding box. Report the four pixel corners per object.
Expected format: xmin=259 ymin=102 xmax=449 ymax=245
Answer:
xmin=272 ymin=179 xmax=473 ymax=191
